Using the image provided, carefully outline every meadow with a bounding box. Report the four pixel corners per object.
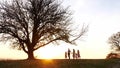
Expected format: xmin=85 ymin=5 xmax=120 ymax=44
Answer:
xmin=0 ymin=59 xmax=120 ymax=68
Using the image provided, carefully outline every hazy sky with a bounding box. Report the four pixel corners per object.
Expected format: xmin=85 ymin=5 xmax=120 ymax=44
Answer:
xmin=61 ymin=0 xmax=120 ymax=59
xmin=0 ymin=0 xmax=120 ymax=59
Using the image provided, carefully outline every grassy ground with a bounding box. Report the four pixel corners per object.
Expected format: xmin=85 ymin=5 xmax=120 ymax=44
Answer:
xmin=0 ymin=59 xmax=120 ymax=68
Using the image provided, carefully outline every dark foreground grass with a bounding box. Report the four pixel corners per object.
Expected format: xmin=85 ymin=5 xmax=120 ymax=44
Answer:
xmin=0 ymin=59 xmax=120 ymax=68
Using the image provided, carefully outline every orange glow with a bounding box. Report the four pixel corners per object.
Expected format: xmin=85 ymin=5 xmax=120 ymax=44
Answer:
xmin=43 ymin=59 xmax=53 ymax=63
xmin=39 ymin=59 xmax=58 ymax=68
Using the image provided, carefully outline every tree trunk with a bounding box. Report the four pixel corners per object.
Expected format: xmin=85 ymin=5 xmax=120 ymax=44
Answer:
xmin=27 ymin=46 xmax=35 ymax=60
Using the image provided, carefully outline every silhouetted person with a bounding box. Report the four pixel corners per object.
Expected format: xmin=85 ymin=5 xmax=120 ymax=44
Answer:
xmin=72 ymin=49 xmax=76 ymax=59
xmin=68 ymin=48 xmax=71 ymax=59
xmin=75 ymin=53 xmax=78 ymax=59
xmin=65 ymin=52 xmax=67 ymax=59
xmin=77 ymin=50 xmax=80 ymax=59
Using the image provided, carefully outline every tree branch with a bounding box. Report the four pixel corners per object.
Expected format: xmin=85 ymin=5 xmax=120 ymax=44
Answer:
xmin=34 ymin=37 xmax=61 ymax=50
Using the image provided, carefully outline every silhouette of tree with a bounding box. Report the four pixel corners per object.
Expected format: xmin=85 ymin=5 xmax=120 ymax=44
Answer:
xmin=0 ymin=0 xmax=88 ymax=60
xmin=108 ymin=32 xmax=120 ymax=52
xmin=106 ymin=53 xmax=118 ymax=59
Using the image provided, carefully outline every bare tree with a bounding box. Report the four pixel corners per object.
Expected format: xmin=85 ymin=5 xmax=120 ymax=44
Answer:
xmin=106 ymin=53 xmax=118 ymax=59
xmin=108 ymin=32 xmax=120 ymax=52
xmin=0 ymin=0 xmax=88 ymax=60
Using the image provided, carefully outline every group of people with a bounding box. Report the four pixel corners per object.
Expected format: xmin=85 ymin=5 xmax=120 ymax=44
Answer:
xmin=65 ymin=48 xmax=80 ymax=59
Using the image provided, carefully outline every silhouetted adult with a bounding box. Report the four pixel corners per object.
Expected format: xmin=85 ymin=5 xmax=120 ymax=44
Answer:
xmin=77 ymin=50 xmax=80 ymax=59
xmin=72 ymin=49 xmax=76 ymax=59
xmin=68 ymin=48 xmax=71 ymax=59
xmin=65 ymin=52 xmax=67 ymax=59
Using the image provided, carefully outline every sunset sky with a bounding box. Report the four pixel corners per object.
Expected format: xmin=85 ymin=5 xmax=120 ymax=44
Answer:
xmin=1 ymin=0 xmax=120 ymax=59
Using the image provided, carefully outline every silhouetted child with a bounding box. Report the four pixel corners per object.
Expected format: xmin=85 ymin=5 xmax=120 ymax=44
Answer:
xmin=75 ymin=53 xmax=78 ymax=59
xmin=68 ymin=48 xmax=71 ymax=59
xmin=65 ymin=52 xmax=67 ymax=59
xmin=72 ymin=49 xmax=76 ymax=59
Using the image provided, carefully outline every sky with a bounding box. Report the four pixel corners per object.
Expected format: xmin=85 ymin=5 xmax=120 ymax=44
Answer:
xmin=1 ymin=0 xmax=120 ymax=59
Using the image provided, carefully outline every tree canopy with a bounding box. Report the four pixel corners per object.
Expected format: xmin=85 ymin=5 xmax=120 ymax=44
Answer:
xmin=0 ymin=0 xmax=88 ymax=59
xmin=108 ymin=32 xmax=120 ymax=52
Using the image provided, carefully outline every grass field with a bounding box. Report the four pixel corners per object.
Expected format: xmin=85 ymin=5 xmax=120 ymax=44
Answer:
xmin=0 ymin=59 xmax=120 ymax=68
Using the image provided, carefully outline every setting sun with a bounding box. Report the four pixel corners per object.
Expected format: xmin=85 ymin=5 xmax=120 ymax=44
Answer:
xmin=35 ymin=45 xmax=67 ymax=59
xmin=39 ymin=47 xmax=57 ymax=59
